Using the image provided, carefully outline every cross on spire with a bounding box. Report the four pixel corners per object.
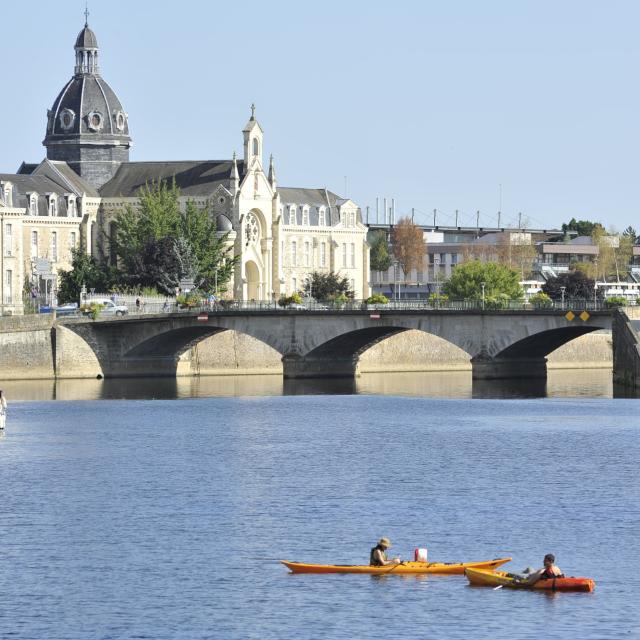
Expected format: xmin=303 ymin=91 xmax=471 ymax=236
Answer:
xmin=84 ymin=2 xmax=90 ymax=26
xmin=250 ymin=103 xmax=256 ymax=119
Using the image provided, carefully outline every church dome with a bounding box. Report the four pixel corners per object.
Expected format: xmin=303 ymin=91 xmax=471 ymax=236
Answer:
xmin=46 ymin=75 xmax=130 ymax=138
xmin=75 ymin=25 xmax=98 ymax=49
xmin=43 ymin=20 xmax=132 ymax=189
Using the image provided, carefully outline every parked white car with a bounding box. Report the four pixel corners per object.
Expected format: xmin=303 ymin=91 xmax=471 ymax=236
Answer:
xmin=84 ymin=298 xmax=129 ymax=316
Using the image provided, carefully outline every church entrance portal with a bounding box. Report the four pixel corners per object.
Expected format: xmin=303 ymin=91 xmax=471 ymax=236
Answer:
xmin=245 ymin=260 xmax=261 ymax=300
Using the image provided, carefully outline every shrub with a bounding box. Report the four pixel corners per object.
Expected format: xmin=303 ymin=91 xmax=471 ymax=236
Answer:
xmin=365 ymin=293 xmax=389 ymax=305
xmin=278 ymin=292 xmax=303 ymax=308
xmin=605 ymin=296 xmax=627 ymax=308
xmin=176 ymin=292 xmax=201 ymax=308
xmin=529 ymin=292 xmax=553 ymax=308
xmin=428 ymin=293 xmax=449 ymax=304
xmin=484 ymin=293 xmax=511 ymax=310
xmin=80 ymin=302 xmax=104 ymax=320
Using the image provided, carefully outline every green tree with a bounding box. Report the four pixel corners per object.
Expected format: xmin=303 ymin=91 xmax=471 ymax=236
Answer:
xmin=542 ymin=271 xmax=595 ymax=300
xmin=115 ymin=179 xmax=237 ymax=293
xmin=303 ymin=271 xmax=354 ymax=300
xmin=57 ymin=248 xmax=115 ymax=304
xmin=442 ymin=260 xmax=523 ymax=299
xmin=369 ymin=231 xmax=392 ymax=273
xmin=622 ymin=226 xmax=637 ymax=244
xmin=561 ymin=218 xmax=603 ymax=237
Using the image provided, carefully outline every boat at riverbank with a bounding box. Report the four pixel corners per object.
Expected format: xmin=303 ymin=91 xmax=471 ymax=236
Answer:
xmin=281 ymin=557 xmax=511 ymax=575
xmin=465 ymin=567 xmax=595 ymax=592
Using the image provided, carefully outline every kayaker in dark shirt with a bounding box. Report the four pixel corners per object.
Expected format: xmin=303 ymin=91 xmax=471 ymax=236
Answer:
xmin=516 ymin=553 xmax=564 ymax=585
xmin=370 ymin=537 xmax=401 ymax=566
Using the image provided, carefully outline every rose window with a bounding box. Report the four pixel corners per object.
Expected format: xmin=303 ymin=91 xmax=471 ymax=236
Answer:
xmin=245 ymin=213 xmax=260 ymax=245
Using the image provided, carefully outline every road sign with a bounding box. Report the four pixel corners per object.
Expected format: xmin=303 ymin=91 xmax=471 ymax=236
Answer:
xmin=580 ymin=311 xmax=590 ymax=322
xmin=35 ymin=258 xmax=51 ymax=276
xmin=197 ymin=313 xmax=208 ymax=322
xmin=565 ymin=311 xmax=575 ymax=321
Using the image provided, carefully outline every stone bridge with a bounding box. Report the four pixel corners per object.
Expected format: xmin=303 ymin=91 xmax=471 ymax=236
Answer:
xmin=59 ymin=308 xmax=612 ymax=380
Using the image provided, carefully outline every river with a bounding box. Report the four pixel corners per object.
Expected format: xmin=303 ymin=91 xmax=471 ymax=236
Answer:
xmin=0 ymin=370 xmax=638 ymax=639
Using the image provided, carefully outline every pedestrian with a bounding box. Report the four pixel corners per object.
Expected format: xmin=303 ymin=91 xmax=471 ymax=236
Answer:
xmin=0 ymin=390 xmax=7 ymax=430
xmin=162 ymin=298 xmax=169 ymax=312
xmin=135 ymin=297 xmax=141 ymax=312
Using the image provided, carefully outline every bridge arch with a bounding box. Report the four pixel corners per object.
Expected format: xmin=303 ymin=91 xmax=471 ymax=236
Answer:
xmin=283 ymin=325 xmax=472 ymax=378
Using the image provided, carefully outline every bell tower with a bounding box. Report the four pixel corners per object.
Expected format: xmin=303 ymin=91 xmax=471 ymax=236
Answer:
xmin=242 ymin=104 xmax=263 ymax=169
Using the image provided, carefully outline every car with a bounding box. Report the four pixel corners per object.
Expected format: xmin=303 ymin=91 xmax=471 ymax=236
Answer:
xmin=83 ymin=298 xmax=129 ymax=316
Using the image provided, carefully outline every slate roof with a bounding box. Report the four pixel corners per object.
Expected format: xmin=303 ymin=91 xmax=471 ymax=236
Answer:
xmin=279 ymin=187 xmax=357 ymax=226
xmin=0 ymin=173 xmax=76 ymax=216
xmin=76 ymin=25 xmax=98 ymax=49
xmin=99 ymin=160 xmax=245 ymax=198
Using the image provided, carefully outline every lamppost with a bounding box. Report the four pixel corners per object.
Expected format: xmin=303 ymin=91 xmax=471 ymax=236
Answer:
xmin=594 ymin=284 xmax=598 ymax=308
xmin=434 ymin=255 xmax=441 ymax=307
xmin=393 ymin=260 xmax=399 ymax=303
xmin=481 ymin=281 xmax=486 ymax=310
xmin=560 ymin=286 xmax=566 ymax=310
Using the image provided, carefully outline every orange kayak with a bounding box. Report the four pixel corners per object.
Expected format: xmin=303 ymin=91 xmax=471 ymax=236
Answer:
xmin=465 ymin=567 xmax=595 ymax=592
xmin=281 ymin=557 xmax=512 ymax=575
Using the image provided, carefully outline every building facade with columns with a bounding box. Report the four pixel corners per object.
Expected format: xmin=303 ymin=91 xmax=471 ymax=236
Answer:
xmin=0 ymin=20 xmax=369 ymax=311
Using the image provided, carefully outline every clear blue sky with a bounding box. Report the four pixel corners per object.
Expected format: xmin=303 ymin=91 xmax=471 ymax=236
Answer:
xmin=1 ymin=0 xmax=638 ymax=231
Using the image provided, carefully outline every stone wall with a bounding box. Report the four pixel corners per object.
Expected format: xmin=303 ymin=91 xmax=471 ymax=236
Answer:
xmin=612 ymin=310 xmax=640 ymax=388
xmin=0 ymin=315 xmax=55 ymax=379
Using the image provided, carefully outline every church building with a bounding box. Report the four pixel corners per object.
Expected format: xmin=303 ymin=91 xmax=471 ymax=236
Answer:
xmin=0 ymin=20 xmax=370 ymax=312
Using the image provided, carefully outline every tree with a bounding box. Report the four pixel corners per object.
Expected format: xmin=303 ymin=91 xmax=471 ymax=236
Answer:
xmin=57 ymin=248 xmax=115 ymax=304
xmin=442 ymin=260 xmax=523 ymax=299
xmin=369 ymin=231 xmax=392 ymax=273
xmin=542 ymin=271 xmax=595 ymax=300
xmin=302 ymin=271 xmax=354 ymax=300
xmin=115 ymin=179 xmax=237 ymax=293
xmin=561 ymin=218 xmax=603 ymax=237
xmin=623 ymin=226 xmax=637 ymax=245
xmin=391 ymin=217 xmax=426 ymax=275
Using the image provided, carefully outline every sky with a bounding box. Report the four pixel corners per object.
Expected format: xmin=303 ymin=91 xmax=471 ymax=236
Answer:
xmin=1 ymin=0 xmax=639 ymax=231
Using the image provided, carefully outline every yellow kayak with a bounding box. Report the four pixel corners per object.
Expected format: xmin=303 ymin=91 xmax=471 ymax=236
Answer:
xmin=465 ymin=567 xmax=595 ymax=592
xmin=281 ymin=557 xmax=511 ymax=575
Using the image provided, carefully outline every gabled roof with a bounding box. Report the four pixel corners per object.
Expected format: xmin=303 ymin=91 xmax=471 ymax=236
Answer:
xmin=99 ymin=160 xmax=245 ymax=198
xmin=33 ymin=159 xmax=100 ymax=197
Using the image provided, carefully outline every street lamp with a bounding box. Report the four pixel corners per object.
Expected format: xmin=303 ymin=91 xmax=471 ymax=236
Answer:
xmin=560 ymin=286 xmax=566 ymax=310
xmin=481 ymin=281 xmax=486 ymax=310
xmin=393 ymin=260 xmax=400 ymax=303
xmin=434 ymin=256 xmax=441 ymax=307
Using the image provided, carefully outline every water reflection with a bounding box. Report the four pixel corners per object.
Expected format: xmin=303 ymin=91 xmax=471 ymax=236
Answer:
xmin=2 ymin=367 xmax=635 ymax=401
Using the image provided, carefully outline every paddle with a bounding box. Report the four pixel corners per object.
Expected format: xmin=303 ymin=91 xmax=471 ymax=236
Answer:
xmin=383 ymin=560 xmax=406 ymax=574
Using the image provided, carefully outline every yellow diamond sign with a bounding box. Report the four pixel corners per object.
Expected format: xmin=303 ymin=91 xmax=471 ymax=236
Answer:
xmin=565 ymin=311 xmax=575 ymax=321
xmin=580 ymin=311 xmax=590 ymax=322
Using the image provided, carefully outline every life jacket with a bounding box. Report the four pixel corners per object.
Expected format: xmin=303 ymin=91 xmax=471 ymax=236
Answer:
xmin=541 ymin=565 xmax=564 ymax=579
xmin=370 ymin=545 xmax=387 ymax=566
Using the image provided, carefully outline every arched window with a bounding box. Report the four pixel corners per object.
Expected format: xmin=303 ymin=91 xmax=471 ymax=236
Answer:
xmin=302 ymin=206 xmax=309 ymax=226
xmin=29 ymin=195 xmax=38 ymax=216
xmin=252 ymin=138 xmax=259 ymax=156
xmin=289 ymin=206 xmax=297 ymax=225
xmin=48 ymin=195 xmax=57 ymax=216
xmin=31 ymin=230 xmax=38 ymax=259
xmin=318 ymin=207 xmax=326 ymax=227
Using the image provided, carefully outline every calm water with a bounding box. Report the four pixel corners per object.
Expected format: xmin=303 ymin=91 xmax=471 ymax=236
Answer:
xmin=0 ymin=377 xmax=639 ymax=639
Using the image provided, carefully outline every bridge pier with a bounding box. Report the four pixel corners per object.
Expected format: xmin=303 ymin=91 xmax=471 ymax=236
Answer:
xmin=282 ymin=354 xmax=356 ymax=379
xmin=100 ymin=356 xmax=180 ymax=378
xmin=471 ymin=357 xmax=548 ymax=380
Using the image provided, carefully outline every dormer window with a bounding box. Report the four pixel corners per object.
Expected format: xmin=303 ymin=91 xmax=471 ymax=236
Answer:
xmin=0 ymin=182 xmax=12 ymax=207
xmin=318 ymin=207 xmax=326 ymax=227
xmin=252 ymin=138 xmax=259 ymax=157
xmin=67 ymin=195 xmax=77 ymax=217
xmin=29 ymin=194 xmax=38 ymax=216
xmin=302 ymin=206 xmax=309 ymax=226
xmin=289 ymin=205 xmax=297 ymax=225
xmin=48 ymin=194 xmax=57 ymax=216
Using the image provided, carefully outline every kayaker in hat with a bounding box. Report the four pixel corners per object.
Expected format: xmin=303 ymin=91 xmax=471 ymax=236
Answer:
xmin=370 ymin=537 xmax=401 ymax=566
xmin=516 ymin=553 xmax=564 ymax=585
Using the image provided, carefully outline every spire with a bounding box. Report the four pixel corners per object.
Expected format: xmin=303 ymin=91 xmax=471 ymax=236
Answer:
xmin=84 ymin=2 xmax=89 ymax=27
xmin=230 ymin=151 xmax=240 ymax=194
xmin=250 ymin=103 xmax=256 ymax=120
xmin=268 ymin=154 xmax=277 ymax=189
